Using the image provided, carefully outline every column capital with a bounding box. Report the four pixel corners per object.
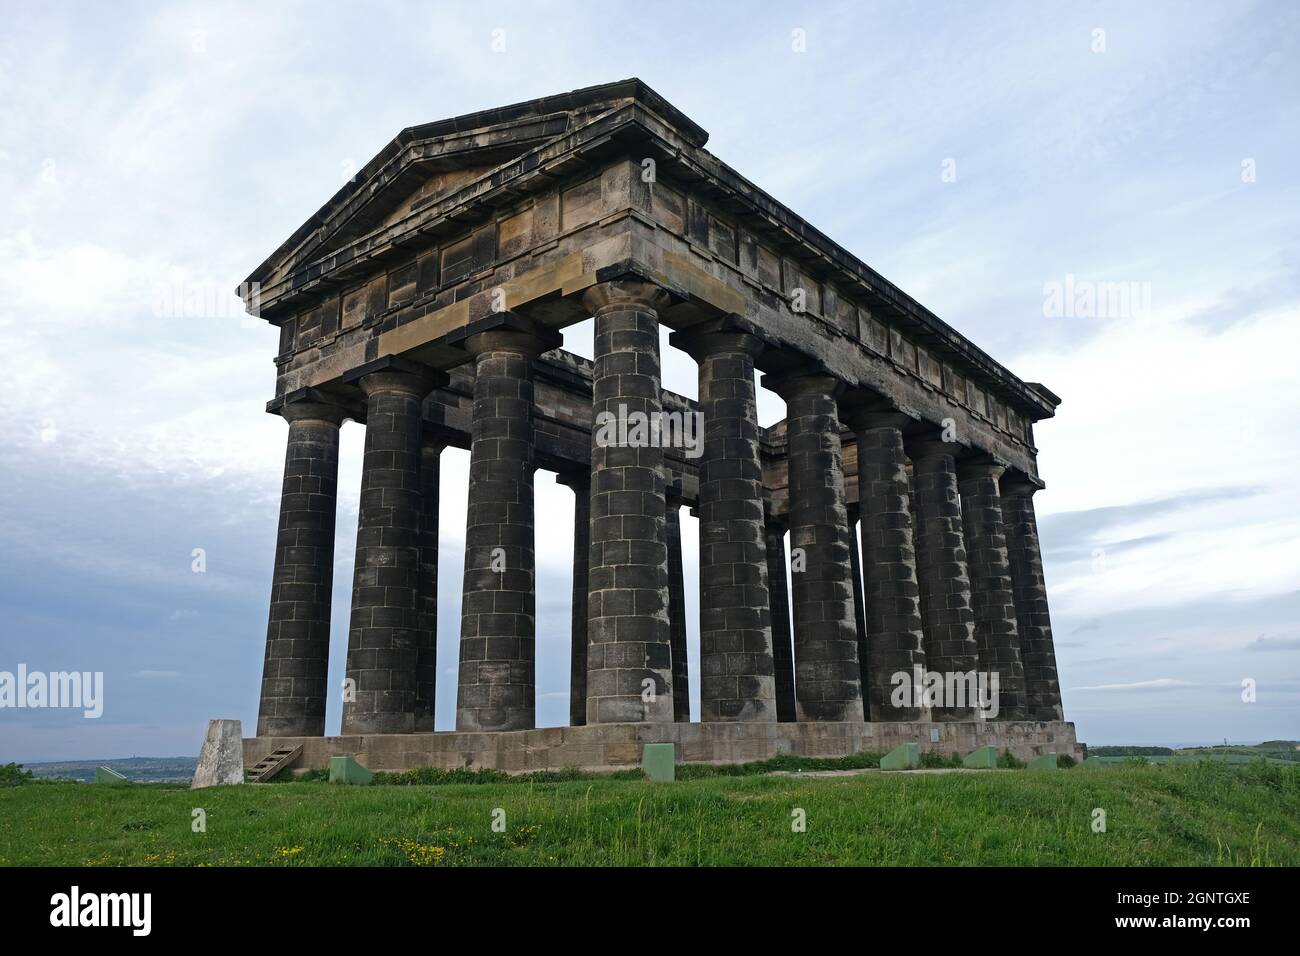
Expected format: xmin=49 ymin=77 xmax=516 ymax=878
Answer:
xmin=669 ymin=314 xmax=767 ymax=361
xmin=957 ymin=455 xmax=1008 ymax=484
xmin=448 ymin=311 xmax=563 ymax=358
xmin=555 ymin=467 xmax=591 ymax=492
xmin=760 ymin=361 xmax=844 ymax=401
xmin=581 ymin=278 xmax=674 ymax=314
xmin=839 ymin=391 xmax=913 ymax=433
xmin=904 ymin=432 xmax=965 ymax=463
xmin=843 ymin=408 xmax=913 ymax=434
xmin=1001 ymin=470 xmax=1046 ymax=497
xmin=268 ymin=387 xmax=352 ymax=426
xmin=342 ymin=356 xmax=447 ymax=398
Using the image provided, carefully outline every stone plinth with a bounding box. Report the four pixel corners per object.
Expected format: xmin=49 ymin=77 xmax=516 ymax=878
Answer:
xmin=243 ymin=719 xmax=1082 ymax=775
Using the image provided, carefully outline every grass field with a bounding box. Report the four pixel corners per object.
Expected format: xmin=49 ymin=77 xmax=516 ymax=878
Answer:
xmin=2 ymin=758 xmax=1297 ymax=866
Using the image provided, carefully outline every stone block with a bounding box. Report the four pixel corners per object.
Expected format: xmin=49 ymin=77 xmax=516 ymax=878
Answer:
xmin=329 ymin=755 xmax=374 ymax=785
xmin=1028 ymin=752 xmax=1058 ymax=770
xmin=192 ymin=718 xmax=244 ymax=789
xmin=880 ymin=742 xmax=920 ymax=770
xmin=642 ymin=743 xmax=675 ymax=782
xmin=962 ymin=745 xmax=998 ymax=769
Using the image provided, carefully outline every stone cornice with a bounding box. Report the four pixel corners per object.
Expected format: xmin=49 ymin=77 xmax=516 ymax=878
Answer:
xmin=244 ymin=80 xmax=1059 ymax=426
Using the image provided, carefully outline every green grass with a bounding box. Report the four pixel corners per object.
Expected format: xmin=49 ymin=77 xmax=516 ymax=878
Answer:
xmin=2 ymin=759 xmax=1297 ymax=866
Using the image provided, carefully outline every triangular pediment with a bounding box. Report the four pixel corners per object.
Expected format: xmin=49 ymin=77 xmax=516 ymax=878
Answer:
xmin=247 ymin=79 xmax=708 ymax=289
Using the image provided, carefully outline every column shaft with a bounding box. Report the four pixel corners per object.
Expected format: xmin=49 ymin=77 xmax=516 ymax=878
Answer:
xmin=666 ymin=501 xmax=690 ymax=722
xmin=1002 ymin=481 xmax=1064 ymax=721
xmin=682 ymin=329 xmax=775 ymax=721
xmin=767 ymin=373 xmax=863 ymax=722
xmin=848 ymin=513 xmax=869 ymax=699
xmin=343 ymin=369 xmax=437 ymax=735
xmin=909 ymin=441 xmax=979 ymax=720
xmin=414 ymin=439 xmax=441 ymax=731
xmin=562 ymin=473 xmax=591 ymax=727
xmin=258 ymin=401 xmax=344 ymax=737
xmin=959 ymin=464 xmax=1027 ymax=719
xmin=852 ymin=420 xmax=926 ymax=721
xmin=456 ymin=332 xmax=545 ymax=732
xmin=763 ymin=517 xmax=798 ymax=722
xmin=585 ymin=282 xmax=674 ymax=724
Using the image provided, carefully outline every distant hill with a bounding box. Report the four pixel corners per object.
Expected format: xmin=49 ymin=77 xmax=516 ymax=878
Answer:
xmin=21 ymin=756 xmax=196 ymax=784
xmin=1088 ymin=741 xmax=1299 ymax=766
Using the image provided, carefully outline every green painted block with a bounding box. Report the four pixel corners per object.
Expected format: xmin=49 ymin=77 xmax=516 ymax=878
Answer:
xmin=962 ymin=746 xmax=998 ymax=769
xmin=95 ymin=766 xmax=129 ymax=785
xmin=1083 ymin=755 xmax=1106 ymax=768
xmin=1028 ymin=752 xmax=1058 ymax=770
xmin=641 ymin=743 xmax=675 ymax=782
xmin=880 ymin=742 xmax=920 ymax=770
xmin=328 ymin=756 xmax=373 ymax=785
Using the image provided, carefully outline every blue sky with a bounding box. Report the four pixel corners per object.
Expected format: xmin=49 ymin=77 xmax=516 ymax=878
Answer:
xmin=1 ymin=1 xmax=1297 ymax=761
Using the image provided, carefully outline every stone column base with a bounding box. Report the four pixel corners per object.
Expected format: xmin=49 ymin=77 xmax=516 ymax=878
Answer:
xmin=243 ymin=720 xmax=1083 ymax=775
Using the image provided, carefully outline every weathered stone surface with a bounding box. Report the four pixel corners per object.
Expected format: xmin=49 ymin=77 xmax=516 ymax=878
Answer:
xmin=907 ymin=437 xmax=979 ymax=720
xmin=414 ymin=436 xmax=442 ymax=732
xmin=958 ymin=460 xmax=1028 ymax=719
xmin=454 ymin=316 xmax=557 ymax=732
xmin=846 ymin=413 xmax=927 ymax=721
xmin=763 ymin=514 xmax=797 ymax=722
xmin=243 ymin=82 xmax=1071 ymax=755
xmin=763 ymin=370 xmax=863 ymax=722
xmin=676 ymin=324 xmax=775 ymax=722
xmin=193 ymin=719 xmax=244 ymax=789
xmin=245 ymin=718 xmax=1084 ymax=773
xmin=342 ymin=362 xmax=443 ymax=735
xmin=258 ymin=398 xmax=345 ymax=738
xmin=665 ymin=499 xmax=691 ymax=722
xmin=557 ymin=470 xmax=591 ymax=727
xmin=584 ymin=281 xmax=674 ymax=724
xmin=847 ymin=508 xmax=869 ymax=705
xmin=1003 ymin=477 xmax=1065 ymax=722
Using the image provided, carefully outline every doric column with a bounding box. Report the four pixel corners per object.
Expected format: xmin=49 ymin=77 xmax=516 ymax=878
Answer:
xmin=1001 ymin=475 xmax=1064 ymax=721
xmin=958 ymin=460 xmax=1028 ymax=719
xmin=845 ymin=410 xmax=926 ymax=721
xmin=763 ymin=513 xmax=797 ymax=722
xmin=258 ymin=394 xmax=347 ymax=737
xmin=414 ymin=434 xmax=444 ymax=731
xmin=906 ymin=435 xmax=979 ymax=720
xmin=452 ymin=314 xmax=559 ymax=732
xmin=557 ymin=470 xmax=591 ymax=727
xmin=665 ymin=497 xmax=690 ymax=722
xmin=584 ymin=280 xmax=674 ymax=724
xmin=762 ymin=368 xmax=863 ymax=722
xmin=341 ymin=360 xmax=443 ymax=735
xmin=847 ymin=507 xmax=869 ymax=699
xmin=673 ymin=321 xmax=775 ymax=722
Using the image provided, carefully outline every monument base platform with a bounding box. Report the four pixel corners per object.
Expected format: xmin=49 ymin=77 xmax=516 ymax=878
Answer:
xmin=243 ymin=719 xmax=1082 ymax=775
